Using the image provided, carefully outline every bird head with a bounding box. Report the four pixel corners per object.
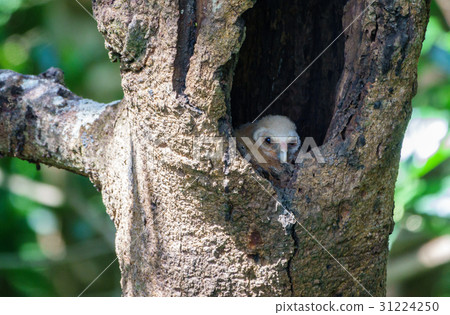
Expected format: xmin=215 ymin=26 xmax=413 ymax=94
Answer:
xmin=252 ymin=115 xmax=300 ymax=164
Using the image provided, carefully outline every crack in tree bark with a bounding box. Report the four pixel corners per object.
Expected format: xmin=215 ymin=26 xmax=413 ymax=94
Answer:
xmin=173 ymin=0 xmax=198 ymax=94
xmin=286 ymin=223 xmax=300 ymax=296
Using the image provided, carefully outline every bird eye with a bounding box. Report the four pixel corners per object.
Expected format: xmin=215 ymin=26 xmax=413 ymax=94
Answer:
xmin=265 ymin=137 xmax=271 ymax=144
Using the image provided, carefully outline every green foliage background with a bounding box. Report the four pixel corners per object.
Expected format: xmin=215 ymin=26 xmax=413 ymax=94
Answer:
xmin=0 ymin=0 xmax=121 ymax=296
xmin=0 ymin=0 xmax=449 ymax=296
xmin=387 ymin=1 xmax=450 ymax=297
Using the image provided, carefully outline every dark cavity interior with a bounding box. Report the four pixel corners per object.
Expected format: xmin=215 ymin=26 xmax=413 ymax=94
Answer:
xmin=231 ymin=0 xmax=348 ymax=145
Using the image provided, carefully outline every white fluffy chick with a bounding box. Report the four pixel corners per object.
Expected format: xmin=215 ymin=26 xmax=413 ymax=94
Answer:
xmin=235 ymin=115 xmax=300 ymax=174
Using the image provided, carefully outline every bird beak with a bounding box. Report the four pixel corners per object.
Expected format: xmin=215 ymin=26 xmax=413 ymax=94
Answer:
xmin=279 ymin=143 xmax=288 ymax=163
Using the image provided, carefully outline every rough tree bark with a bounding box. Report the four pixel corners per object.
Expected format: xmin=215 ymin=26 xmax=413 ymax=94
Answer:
xmin=0 ymin=0 xmax=430 ymax=296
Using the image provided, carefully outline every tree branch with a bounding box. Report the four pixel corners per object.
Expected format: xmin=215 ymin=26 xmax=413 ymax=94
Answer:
xmin=0 ymin=68 xmax=120 ymax=186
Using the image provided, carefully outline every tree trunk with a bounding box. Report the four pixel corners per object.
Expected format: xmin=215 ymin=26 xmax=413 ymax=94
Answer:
xmin=0 ymin=0 xmax=430 ymax=296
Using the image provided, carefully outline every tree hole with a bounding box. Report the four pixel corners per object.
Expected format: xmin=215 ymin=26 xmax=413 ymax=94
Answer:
xmin=231 ymin=0 xmax=348 ymax=146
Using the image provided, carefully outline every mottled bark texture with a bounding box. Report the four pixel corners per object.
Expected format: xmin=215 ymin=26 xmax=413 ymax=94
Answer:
xmin=0 ymin=68 xmax=119 ymax=187
xmin=0 ymin=0 xmax=429 ymax=296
